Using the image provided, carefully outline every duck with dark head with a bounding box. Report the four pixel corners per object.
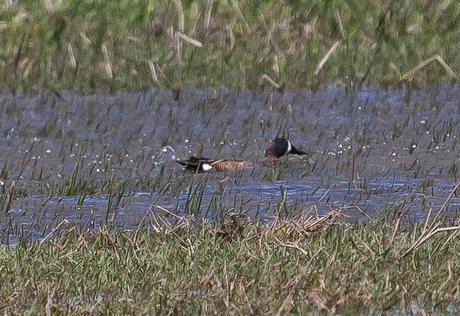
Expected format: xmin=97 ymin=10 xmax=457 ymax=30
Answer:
xmin=264 ymin=137 xmax=306 ymax=159
xmin=175 ymin=137 xmax=306 ymax=173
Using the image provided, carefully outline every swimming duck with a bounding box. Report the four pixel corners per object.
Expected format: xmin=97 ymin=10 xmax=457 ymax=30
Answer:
xmin=175 ymin=137 xmax=306 ymax=172
xmin=264 ymin=137 xmax=306 ymax=158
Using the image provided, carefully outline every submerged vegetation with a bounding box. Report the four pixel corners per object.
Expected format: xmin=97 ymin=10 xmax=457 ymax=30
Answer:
xmin=0 ymin=0 xmax=458 ymax=92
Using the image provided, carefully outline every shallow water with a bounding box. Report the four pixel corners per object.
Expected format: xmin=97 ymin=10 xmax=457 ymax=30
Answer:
xmin=1 ymin=85 xmax=460 ymax=246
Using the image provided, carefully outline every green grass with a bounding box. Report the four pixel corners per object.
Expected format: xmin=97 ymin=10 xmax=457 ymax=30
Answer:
xmin=1 ymin=212 xmax=459 ymax=314
xmin=1 ymin=1 xmax=459 ymax=314
xmin=0 ymin=0 xmax=458 ymax=92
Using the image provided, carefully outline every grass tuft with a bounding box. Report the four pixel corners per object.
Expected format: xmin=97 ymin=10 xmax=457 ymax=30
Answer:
xmin=1 ymin=209 xmax=459 ymax=314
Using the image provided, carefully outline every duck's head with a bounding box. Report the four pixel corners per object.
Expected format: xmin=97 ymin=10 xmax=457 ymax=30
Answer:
xmin=264 ymin=137 xmax=306 ymax=159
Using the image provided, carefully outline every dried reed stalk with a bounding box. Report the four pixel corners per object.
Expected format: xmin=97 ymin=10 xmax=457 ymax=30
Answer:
xmin=401 ymin=182 xmax=460 ymax=258
xmin=175 ymin=31 xmax=203 ymax=47
xmin=204 ymin=0 xmax=213 ymax=29
xmin=261 ymin=74 xmax=280 ymax=89
xmin=101 ymin=43 xmax=113 ymax=79
xmin=315 ymin=41 xmax=340 ymax=75
xmin=66 ymin=43 xmax=76 ymax=69
xmin=148 ymin=60 xmax=158 ymax=83
xmin=400 ymin=54 xmax=456 ymax=81
xmin=174 ymin=0 xmax=184 ymax=32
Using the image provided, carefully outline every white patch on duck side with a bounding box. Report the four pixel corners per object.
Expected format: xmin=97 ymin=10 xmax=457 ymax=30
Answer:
xmin=286 ymin=140 xmax=292 ymax=154
xmin=201 ymin=163 xmax=213 ymax=171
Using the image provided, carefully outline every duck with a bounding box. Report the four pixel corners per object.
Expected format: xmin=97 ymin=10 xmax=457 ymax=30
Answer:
xmin=264 ymin=137 xmax=306 ymax=159
xmin=175 ymin=137 xmax=306 ymax=172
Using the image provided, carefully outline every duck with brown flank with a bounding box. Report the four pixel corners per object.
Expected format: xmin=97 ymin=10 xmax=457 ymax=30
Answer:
xmin=175 ymin=137 xmax=306 ymax=172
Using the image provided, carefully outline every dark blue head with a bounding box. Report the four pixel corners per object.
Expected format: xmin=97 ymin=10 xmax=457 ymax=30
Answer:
xmin=265 ymin=138 xmax=306 ymax=158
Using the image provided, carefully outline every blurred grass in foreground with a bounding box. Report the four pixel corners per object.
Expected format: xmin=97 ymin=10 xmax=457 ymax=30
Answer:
xmin=0 ymin=0 xmax=458 ymax=92
xmin=1 ymin=210 xmax=459 ymax=314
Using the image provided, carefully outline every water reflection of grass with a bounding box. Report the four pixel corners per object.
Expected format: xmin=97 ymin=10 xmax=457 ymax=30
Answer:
xmin=1 ymin=208 xmax=459 ymax=314
xmin=0 ymin=0 xmax=458 ymax=92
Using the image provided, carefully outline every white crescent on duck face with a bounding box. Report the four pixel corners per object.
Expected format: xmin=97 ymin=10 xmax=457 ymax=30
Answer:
xmin=265 ymin=137 xmax=304 ymax=158
xmin=286 ymin=140 xmax=292 ymax=155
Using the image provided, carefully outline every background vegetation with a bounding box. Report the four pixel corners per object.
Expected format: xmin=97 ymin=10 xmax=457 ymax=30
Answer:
xmin=0 ymin=0 xmax=458 ymax=92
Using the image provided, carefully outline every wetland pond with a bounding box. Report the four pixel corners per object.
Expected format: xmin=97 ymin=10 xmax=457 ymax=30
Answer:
xmin=1 ymin=85 xmax=460 ymax=246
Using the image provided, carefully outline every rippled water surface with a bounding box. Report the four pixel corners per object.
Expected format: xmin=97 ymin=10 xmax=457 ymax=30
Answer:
xmin=1 ymin=85 xmax=460 ymax=246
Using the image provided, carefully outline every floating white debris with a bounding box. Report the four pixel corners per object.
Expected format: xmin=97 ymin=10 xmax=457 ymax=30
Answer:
xmin=46 ymin=149 xmax=51 ymax=153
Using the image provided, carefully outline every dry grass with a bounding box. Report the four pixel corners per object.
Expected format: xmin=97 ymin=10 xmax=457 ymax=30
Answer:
xmin=0 ymin=207 xmax=459 ymax=314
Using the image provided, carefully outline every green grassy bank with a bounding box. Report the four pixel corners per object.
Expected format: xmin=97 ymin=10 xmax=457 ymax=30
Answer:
xmin=0 ymin=0 xmax=458 ymax=92
xmin=1 ymin=212 xmax=459 ymax=314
